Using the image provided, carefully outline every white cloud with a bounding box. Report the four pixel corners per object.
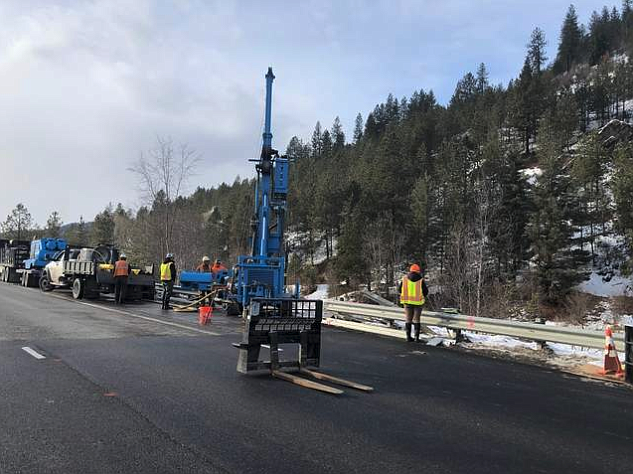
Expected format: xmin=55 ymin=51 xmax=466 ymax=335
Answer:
xmin=0 ymin=0 xmax=317 ymax=225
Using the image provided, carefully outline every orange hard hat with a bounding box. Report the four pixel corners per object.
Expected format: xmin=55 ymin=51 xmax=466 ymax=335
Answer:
xmin=410 ymin=264 xmax=421 ymax=273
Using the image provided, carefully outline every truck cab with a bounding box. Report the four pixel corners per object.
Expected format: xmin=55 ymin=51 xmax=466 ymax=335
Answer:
xmin=42 ymin=248 xmax=81 ymax=289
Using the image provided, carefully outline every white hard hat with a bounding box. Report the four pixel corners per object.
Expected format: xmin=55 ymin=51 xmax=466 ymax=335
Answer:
xmin=203 ymin=256 xmax=210 ymax=262
xmin=120 ymin=253 xmax=127 ymax=259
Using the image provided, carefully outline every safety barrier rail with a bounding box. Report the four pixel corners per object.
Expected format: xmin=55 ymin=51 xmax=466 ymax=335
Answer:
xmin=323 ymin=300 xmax=625 ymax=352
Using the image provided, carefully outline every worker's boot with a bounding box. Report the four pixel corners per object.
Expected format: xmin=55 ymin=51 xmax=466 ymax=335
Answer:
xmin=405 ymin=323 xmax=413 ymax=342
xmin=414 ymin=323 xmax=421 ymax=342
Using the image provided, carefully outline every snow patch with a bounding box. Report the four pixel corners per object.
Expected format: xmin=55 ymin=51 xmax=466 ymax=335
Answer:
xmin=520 ymin=167 xmax=542 ymax=185
xmin=577 ymin=271 xmax=632 ymax=297
xmin=305 ymin=283 xmax=329 ymax=300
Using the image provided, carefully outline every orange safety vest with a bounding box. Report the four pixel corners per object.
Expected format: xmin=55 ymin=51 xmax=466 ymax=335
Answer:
xmin=211 ymin=263 xmax=227 ymax=273
xmin=400 ymin=276 xmax=425 ymax=306
xmin=114 ymin=260 xmax=129 ymax=277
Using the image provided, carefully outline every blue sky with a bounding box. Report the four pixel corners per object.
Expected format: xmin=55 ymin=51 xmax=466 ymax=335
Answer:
xmin=0 ymin=0 xmax=603 ymax=224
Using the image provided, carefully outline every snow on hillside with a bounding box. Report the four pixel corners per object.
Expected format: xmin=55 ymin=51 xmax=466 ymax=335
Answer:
xmin=578 ymin=271 xmax=632 ymax=297
xmin=305 ymin=284 xmax=329 ymax=300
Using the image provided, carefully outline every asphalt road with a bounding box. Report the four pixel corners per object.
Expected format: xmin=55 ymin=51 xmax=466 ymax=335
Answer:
xmin=1 ymin=282 xmax=632 ymax=474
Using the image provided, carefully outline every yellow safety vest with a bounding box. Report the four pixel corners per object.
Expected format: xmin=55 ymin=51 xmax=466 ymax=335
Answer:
xmin=400 ymin=276 xmax=425 ymax=306
xmin=160 ymin=263 xmax=172 ymax=281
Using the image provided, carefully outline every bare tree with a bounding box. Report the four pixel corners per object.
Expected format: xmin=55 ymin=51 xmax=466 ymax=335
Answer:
xmin=472 ymin=177 xmax=499 ymax=317
xmin=129 ymin=137 xmax=201 ymax=263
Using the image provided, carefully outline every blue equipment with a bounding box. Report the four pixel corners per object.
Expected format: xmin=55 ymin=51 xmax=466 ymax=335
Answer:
xmin=235 ymin=67 xmax=297 ymax=309
xmin=179 ymin=269 xmax=231 ymax=292
xmin=24 ymin=238 xmax=68 ymax=270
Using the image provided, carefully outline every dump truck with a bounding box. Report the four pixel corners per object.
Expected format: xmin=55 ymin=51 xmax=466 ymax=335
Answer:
xmin=40 ymin=245 xmax=155 ymax=300
xmin=0 ymin=239 xmax=30 ymax=283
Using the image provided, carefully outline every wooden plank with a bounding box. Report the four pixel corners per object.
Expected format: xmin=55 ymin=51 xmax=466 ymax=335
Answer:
xmin=272 ymin=370 xmax=344 ymax=395
xmin=300 ymin=369 xmax=374 ymax=392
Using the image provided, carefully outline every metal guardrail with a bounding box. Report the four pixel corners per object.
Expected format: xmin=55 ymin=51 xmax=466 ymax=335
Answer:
xmin=324 ymin=300 xmax=625 ymax=352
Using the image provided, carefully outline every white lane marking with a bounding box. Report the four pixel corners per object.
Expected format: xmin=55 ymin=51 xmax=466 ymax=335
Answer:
xmin=48 ymin=294 xmax=220 ymax=336
xmin=261 ymin=344 xmax=284 ymax=352
xmin=22 ymin=346 xmax=46 ymax=359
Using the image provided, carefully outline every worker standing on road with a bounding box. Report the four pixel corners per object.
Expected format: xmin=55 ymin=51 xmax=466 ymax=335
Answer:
xmin=398 ymin=264 xmax=429 ymax=342
xmin=196 ymin=256 xmax=212 ymax=272
xmin=160 ymin=253 xmax=177 ymax=310
xmin=113 ymin=253 xmax=130 ymax=305
xmin=211 ymin=259 xmax=227 ymax=273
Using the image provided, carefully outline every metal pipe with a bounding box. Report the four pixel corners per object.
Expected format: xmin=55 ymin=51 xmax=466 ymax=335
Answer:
xmin=262 ymin=67 xmax=275 ymax=156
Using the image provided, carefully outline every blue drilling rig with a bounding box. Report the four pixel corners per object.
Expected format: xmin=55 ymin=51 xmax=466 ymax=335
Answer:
xmin=234 ymin=67 xmax=296 ymax=311
xmin=231 ymin=70 xmax=371 ymax=394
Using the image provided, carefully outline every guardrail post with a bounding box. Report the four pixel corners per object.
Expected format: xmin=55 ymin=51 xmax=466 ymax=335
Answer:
xmin=625 ymin=325 xmax=632 ymax=384
xmin=534 ymin=318 xmax=547 ymax=349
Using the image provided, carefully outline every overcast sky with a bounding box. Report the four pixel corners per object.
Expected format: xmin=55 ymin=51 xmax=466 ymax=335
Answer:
xmin=0 ymin=0 xmax=601 ymax=225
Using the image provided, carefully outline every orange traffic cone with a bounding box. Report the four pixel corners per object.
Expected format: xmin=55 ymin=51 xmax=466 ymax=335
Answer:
xmin=601 ymin=326 xmax=624 ymax=377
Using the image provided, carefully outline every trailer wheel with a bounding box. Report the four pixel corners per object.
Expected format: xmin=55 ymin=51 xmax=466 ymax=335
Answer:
xmin=72 ymin=278 xmax=84 ymax=300
xmin=39 ymin=275 xmax=53 ymax=292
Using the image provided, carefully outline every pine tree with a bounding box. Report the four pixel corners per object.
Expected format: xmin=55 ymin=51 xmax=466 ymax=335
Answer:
xmin=554 ymin=5 xmax=583 ymax=73
xmin=77 ymin=216 xmax=88 ymax=245
xmin=475 ymin=63 xmax=489 ymax=94
xmin=409 ymin=174 xmax=429 ymax=262
xmin=311 ymin=121 xmax=323 ymax=158
xmin=91 ymin=205 xmax=115 ymax=245
xmin=364 ymin=113 xmax=378 ymax=138
xmin=611 ymin=143 xmax=633 ymax=274
xmin=527 ymin=27 xmax=548 ymax=75
xmin=321 ymin=129 xmax=333 ymax=158
xmin=551 ymin=90 xmax=579 ymax=147
xmin=511 ymin=58 xmax=535 ymax=155
xmin=571 ymin=132 xmax=610 ymax=263
xmin=331 ymin=116 xmax=345 ymax=150
xmin=623 ymin=0 xmax=633 ymax=48
xmin=334 ymin=206 xmax=368 ymax=287
xmin=529 ymin=123 xmax=590 ymax=303
xmin=45 ymin=211 xmax=63 ymax=238
xmin=588 ymin=9 xmax=611 ymax=65
xmin=1 ymin=203 xmax=33 ymax=241
xmin=353 ymin=113 xmax=363 ymax=143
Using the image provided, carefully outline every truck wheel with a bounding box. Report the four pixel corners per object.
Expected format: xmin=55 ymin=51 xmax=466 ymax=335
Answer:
xmin=72 ymin=278 xmax=84 ymax=300
xmin=39 ymin=275 xmax=53 ymax=292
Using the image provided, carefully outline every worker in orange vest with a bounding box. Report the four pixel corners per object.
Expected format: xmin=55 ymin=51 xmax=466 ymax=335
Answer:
xmin=398 ymin=264 xmax=429 ymax=342
xmin=113 ymin=253 xmax=131 ymax=305
xmin=211 ymin=259 xmax=227 ymax=273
